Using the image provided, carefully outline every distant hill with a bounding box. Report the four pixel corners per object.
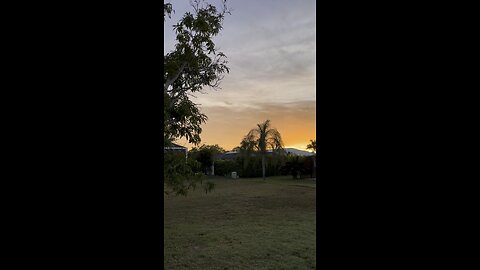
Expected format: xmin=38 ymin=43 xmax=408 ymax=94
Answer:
xmin=217 ymin=148 xmax=315 ymax=160
xmin=284 ymin=148 xmax=315 ymax=156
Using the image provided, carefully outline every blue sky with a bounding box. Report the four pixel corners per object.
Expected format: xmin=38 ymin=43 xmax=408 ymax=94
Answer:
xmin=165 ymin=0 xmax=316 ymax=150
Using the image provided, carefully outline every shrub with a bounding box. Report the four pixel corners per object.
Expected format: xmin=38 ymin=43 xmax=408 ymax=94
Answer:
xmin=281 ymin=155 xmax=307 ymax=179
xmin=235 ymin=154 xmax=285 ymax=178
xmin=164 ymin=152 xmax=211 ymax=195
xmin=187 ymin=156 xmax=202 ymax=173
xmin=214 ymin=159 xmax=239 ymax=177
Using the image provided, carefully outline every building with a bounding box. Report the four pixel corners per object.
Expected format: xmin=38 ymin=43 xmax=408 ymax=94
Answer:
xmin=164 ymin=143 xmax=188 ymax=161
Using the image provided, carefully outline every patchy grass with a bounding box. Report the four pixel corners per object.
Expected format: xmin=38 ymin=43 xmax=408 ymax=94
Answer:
xmin=164 ymin=176 xmax=316 ymax=270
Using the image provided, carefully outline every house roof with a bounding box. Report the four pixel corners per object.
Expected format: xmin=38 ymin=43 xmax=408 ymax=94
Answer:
xmin=216 ymin=151 xmax=239 ymax=160
xmin=164 ymin=142 xmax=187 ymax=151
xmin=170 ymin=143 xmax=186 ymax=148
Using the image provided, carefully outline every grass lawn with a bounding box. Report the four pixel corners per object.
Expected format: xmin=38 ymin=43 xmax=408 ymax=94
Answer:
xmin=164 ymin=175 xmax=316 ymax=270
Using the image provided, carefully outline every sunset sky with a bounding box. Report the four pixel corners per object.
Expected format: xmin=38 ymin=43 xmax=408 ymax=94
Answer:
xmin=165 ymin=0 xmax=316 ymax=151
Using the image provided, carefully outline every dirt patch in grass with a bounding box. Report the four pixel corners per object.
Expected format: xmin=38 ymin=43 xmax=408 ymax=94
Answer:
xmin=164 ymin=176 xmax=316 ymax=270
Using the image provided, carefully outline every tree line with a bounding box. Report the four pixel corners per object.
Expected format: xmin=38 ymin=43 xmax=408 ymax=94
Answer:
xmin=186 ymin=120 xmax=316 ymax=180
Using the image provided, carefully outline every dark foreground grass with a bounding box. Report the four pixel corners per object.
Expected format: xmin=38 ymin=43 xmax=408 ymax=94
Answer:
xmin=164 ymin=176 xmax=316 ymax=270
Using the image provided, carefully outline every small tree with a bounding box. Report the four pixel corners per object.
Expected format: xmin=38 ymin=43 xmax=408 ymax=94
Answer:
xmin=306 ymin=139 xmax=316 ymax=178
xmin=282 ymin=154 xmax=306 ymax=179
xmin=189 ymin=144 xmax=225 ymax=175
xmin=306 ymin=139 xmax=316 ymax=153
xmin=164 ymin=152 xmax=205 ymax=195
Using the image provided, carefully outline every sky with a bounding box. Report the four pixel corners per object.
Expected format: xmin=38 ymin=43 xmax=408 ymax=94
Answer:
xmin=165 ymin=0 xmax=316 ymax=151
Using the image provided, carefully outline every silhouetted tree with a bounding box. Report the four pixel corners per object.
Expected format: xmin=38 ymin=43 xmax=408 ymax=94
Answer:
xmin=164 ymin=0 xmax=231 ymax=195
xmin=164 ymin=0 xmax=230 ymax=145
xmin=306 ymin=139 xmax=316 ymax=153
xmin=306 ymin=139 xmax=316 ymax=178
xmin=189 ymin=144 xmax=225 ymax=175
xmin=243 ymin=120 xmax=284 ymax=180
xmin=282 ymin=154 xmax=306 ymax=179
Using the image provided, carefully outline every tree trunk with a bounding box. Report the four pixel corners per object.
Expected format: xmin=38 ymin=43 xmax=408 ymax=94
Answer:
xmin=262 ymin=155 xmax=266 ymax=181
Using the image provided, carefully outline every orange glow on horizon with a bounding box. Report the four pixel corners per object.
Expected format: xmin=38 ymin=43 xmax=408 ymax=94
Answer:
xmin=175 ymin=101 xmax=316 ymax=151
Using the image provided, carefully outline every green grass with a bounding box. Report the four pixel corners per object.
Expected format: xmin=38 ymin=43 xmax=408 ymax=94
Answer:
xmin=164 ymin=176 xmax=316 ymax=270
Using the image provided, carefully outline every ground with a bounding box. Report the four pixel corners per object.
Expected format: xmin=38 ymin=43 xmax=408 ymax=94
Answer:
xmin=164 ymin=176 xmax=316 ymax=270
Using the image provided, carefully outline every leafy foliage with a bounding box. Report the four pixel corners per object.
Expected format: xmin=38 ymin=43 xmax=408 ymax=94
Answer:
xmin=164 ymin=3 xmax=173 ymax=20
xmin=281 ymin=154 xmax=315 ymax=179
xmin=235 ymin=154 xmax=286 ymax=178
xmin=188 ymin=144 xmax=225 ymax=174
xmin=282 ymin=155 xmax=305 ymax=179
xmin=213 ymin=159 xmax=239 ymax=177
xmin=164 ymin=152 xmax=209 ymax=196
xmin=164 ymin=0 xmax=230 ymax=145
xmin=163 ymin=1 xmax=230 ymax=195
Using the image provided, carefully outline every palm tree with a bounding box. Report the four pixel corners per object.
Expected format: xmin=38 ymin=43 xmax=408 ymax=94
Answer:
xmin=306 ymin=139 xmax=316 ymax=153
xmin=245 ymin=120 xmax=284 ymax=180
xmin=306 ymin=139 xmax=316 ymax=178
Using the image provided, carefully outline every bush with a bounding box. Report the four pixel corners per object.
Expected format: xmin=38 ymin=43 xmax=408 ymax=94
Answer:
xmin=281 ymin=155 xmax=310 ymax=179
xmin=238 ymin=156 xmax=261 ymax=178
xmin=302 ymin=155 xmax=315 ymax=178
xmin=187 ymin=156 xmax=202 ymax=173
xmin=214 ymin=159 xmax=239 ymax=177
xmin=164 ymin=152 xmax=212 ymax=195
xmin=235 ymin=154 xmax=285 ymax=178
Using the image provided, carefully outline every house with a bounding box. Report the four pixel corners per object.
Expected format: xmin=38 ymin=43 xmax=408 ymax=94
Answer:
xmin=164 ymin=143 xmax=188 ymax=161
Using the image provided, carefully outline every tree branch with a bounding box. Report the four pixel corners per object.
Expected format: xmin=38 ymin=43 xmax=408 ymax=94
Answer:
xmin=164 ymin=62 xmax=187 ymax=93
